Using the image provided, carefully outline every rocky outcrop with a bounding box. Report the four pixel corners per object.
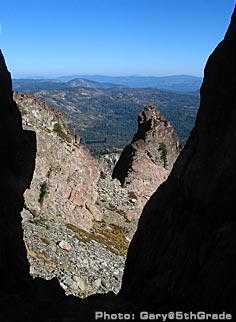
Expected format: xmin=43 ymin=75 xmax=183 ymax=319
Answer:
xmin=14 ymin=93 xmax=102 ymax=231
xmin=120 ymin=8 xmax=236 ymax=313
xmin=13 ymin=93 xmax=130 ymax=297
xmin=113 ymin=105 xmax=181 ymax=183
xmin=112 ymin=105 xmax=181 ymax=219
xmin=14 ymin=93 xmax=182 ymax=297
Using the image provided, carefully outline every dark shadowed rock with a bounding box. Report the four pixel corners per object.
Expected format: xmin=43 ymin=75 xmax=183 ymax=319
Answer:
xmin=0 ymin=50 xmax=36 ymax=294
xmin=120 ymin=7 xmax=236 ymax=313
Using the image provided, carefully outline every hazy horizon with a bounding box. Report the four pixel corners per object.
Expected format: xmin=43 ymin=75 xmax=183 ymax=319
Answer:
xmin=12 ymin=73 xmax=203 ymax=80
xmin=1 ymin=0 xmax=235 ymax=78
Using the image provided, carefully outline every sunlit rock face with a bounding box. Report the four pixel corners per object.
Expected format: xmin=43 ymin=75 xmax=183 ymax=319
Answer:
xmin=113 ymin=105 xmax=181 ymax=184
xmin=120 ymin=8 xmax=236 ymax=312
xmin=14 ymin=92 xmax=102 ymax=231
xmin=112 ymin=105 xmax=181 ymax=220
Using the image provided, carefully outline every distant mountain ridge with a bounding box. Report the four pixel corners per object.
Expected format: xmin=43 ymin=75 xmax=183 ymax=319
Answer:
xmin=57 ymin=74 xmax=203 ymax=92
xmin=66 ymin=78 xmax=125 ymax=89
xmin=13 ymin=77 xmax=126 ymax=93
xmin=12 ymin=78 xmax=200 ymax=150
xmin=13 ymin=74 xmax=202 ymax=92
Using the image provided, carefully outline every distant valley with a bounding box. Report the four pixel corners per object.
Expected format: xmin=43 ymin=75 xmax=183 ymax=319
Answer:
xmin=13 ymin=76 xmax=200 ymax=153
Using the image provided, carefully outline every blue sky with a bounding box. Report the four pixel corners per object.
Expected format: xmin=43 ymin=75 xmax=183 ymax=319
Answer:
xmin=0 ymin=0 xmax=235 ymax=78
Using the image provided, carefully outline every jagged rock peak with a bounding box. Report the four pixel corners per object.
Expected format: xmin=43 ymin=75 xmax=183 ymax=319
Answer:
xmin=112 ymin=104 xmax=181 ymax=186
xmin=134 ymin=105 xmax=170 ymax=141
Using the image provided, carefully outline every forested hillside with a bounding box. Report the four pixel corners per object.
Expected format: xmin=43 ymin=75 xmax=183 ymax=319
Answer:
xmin=13 ymin=79 xmax=200 ymax=153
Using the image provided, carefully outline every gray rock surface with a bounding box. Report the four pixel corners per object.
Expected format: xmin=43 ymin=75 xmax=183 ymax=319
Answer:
xmin=21 ymin=208 xmax=125 ymax=298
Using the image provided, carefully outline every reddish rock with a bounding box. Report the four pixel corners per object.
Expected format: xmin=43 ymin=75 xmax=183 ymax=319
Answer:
xmin=58 ymin=240 xmax=71 ymax=251
xmin=112 ymin=104 xmax=181 ymax=220
xmin=14 ymin=93 xmax=102 ymax=231
xmin=113 ymin=105 xmax=181 ymax=185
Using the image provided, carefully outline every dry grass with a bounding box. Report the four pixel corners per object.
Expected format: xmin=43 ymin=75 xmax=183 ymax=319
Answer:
xmin=29 ymin=217 xmax=50 ymax=230
xmin=66 ymin=222 xmax=129 ymax=256
xmin=40 ymin=237 xmax=51 ymax=245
